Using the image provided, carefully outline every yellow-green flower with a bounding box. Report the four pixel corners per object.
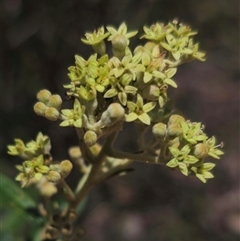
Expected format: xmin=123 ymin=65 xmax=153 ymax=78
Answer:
xmin=107 ymin=22 xmax=138 ymax=45
xmin=181 ymin=121 xmax=208 ymax=144
xmin=16 ymin=155 xmax=50 ymax=187
xmin=205 ymin=136 xmax=224 ymax=159
xmin=133 ymin=45 xmax=152 ymax=66
xmin=125 ymin=94 xmax=156 ymax=125
xmin=81 ymin=26 xmax=110 ymax=46
xmin=191 ymin=163 xmax=216 ymax=183
xmin=160 ymin=34 xmax=192 ymax=61
xmin=141 ymin=22 xmax=169 ymax=42
xmin=166 ymin=144 xmax=199 ymax=176
xmin=7 ymin=132 xmax=51 ymax=160
xmin=107 ymin=23 xmax=138 ymax=59
xmin=60 ymin=99 xmax=83 ymax=128
xmin=81 ymin=26 xmax=110 ymax=55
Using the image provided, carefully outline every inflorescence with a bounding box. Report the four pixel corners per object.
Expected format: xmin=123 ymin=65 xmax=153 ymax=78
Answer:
xmin=8 ymin=21 xmax=223 ymax=189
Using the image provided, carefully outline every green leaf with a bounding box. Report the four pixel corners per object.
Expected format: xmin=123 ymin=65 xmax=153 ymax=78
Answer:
xmin=0 ymin=173 xmax=36 ymax=213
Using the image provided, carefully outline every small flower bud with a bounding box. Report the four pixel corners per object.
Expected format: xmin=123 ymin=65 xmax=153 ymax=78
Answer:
xmin=45 ymin=107 xmax=60 ymax=121
xmin=194 ymin=143 xmax=210 ymax=159
xmin=48 ymin=95 xmax=62 ymax=110
xmin=33 ymin=102 xmax=48 ymax=116
xmin=100 ymin=103 xmax=125 ymax=126
xmin=61 ymin=224 xmax=73 ymax=236
xmin=59 ymin=160 xmax=73 ymax=177
xmin=45 ymin=226 xmax=60 ymax=239
xmin=167 ymin=123 xmax=182 ymax=137
xmin=37 ymin=89 xmax=51 ymax=103
xmin=112 ymin=34 xmax=128 ymax=51
xmin=152 ymin=123 xmax=167 ymax=140
xmin=168 ymin=115 xmax=185 ymax=125
xmin=68 ymin=146 xmax=82 ymax=159
xmin=37 ymin=177 xmax=57 ymax=197
xmin=84 ymin=130 xmax=97 ymax=147
xmin=49 ymin=162 xmax=60 ymax=171
xmin=67 ymin=210 xmax=77 ymax=224
xmin=112 ymin=34 xmax=128 ymax=59
xmin=47 ymin=171 xmax=61 ymax=183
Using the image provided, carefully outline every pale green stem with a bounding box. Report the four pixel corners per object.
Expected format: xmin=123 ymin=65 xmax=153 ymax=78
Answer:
xmin=96 ymin=159 xmax=133 ymax=183
xmin=157 ymin=141 xmax=169 ymax=164
xmin=74 ymin=170 xmax=90 ymax=193
xmin=108 ymin=148 xmax=159 ymax=164
xmin=59 ymin=179 xmax=75 ymax=202
xmin=70 ymin=132 xmax=118 ymax=209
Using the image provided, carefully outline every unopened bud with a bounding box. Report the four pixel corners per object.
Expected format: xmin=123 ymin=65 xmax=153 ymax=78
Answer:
xmin=152 ymin=123 xmax=167 ymax=140
xmin=194 ymin=143 xmax=210 ymax=159
xmin=45 ymin=107 xmax=60 ymax=121
xmin=34 ymin=102 xmax=48 ymax=116
xmin=61 ymin=224 xmax=73 ymax=236
xmin=59 ymin=160 xmax=73 ymax=177
xmin=67 ymin=210 xmax=77 ymax=224
xmin=84 ymin=130 xmax=97 ymax=147
xmin=167 ymin=123 xmax=182 ymax=137
xmin=112 ymin=35 xmax=128 ymax=59
xmin=47 ymin=171 xmax=61 ymax=183
xmin=68 ymin=146 xmax=82 ymax=159
xmin=48 ymin=95 xmax=62 ymax=110
xmin=45 ymin=226 xmax=60 ymax=239
xmin=168 ymin=115 xmax=185 ymax=125
xmin=100 ymin=103 xmax=125 ymax=126
xmin=37 ymin=89 xmax=51 ymax=103
xmin=112 ymin=34 xmax=128 ymax=51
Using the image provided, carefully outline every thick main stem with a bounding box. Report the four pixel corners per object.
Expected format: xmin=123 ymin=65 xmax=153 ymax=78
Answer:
xmin=70 ymin=132 xmax=118 ymax=209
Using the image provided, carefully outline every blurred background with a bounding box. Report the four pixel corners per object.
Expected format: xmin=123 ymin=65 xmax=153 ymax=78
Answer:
xmin=1 ymin=0 xmax=239 ymax=240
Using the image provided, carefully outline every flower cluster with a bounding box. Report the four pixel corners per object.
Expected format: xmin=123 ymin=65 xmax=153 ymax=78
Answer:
xmin=152 ymin=115 xmax=224 ymax=182
xmin=32 ymin=21 xmax=206 ymax=148
xmin=8 ymin=21 xmax=223 ymax=185
xmin=7 ymin=133 xmax=73 ymax=188
xmin=34 ymin=90 xmax=63 ymax=121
